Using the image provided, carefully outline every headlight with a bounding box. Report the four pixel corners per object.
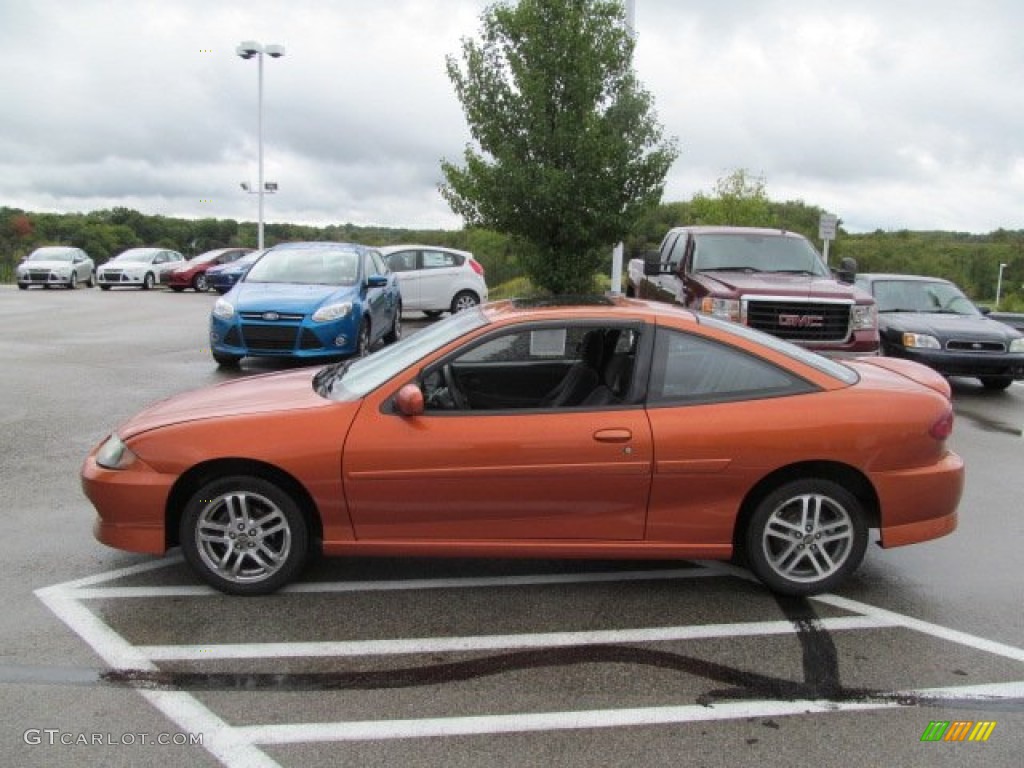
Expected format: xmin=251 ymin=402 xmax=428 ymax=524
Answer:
xmin=212 ymin=298 xmax=235 ymax=319
xmin=852 ymin=304 xmax=877 ymax=331
xmin=1010 ymin=338 xmax=1024 ymax=353
xmin=902 ymin=332 xmax=941 ymax=349
xmin=312 ymin=302 xmax=353 ymax=322
xmin=699 ymin=297 xmax=741 ymax=322
xmin=95 ymin=434 xmax=137 ymax=470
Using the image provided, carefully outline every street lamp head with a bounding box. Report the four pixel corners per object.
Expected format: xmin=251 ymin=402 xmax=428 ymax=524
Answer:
xmin=236 ymin=40 xmax=262 ymax=59
xmin=264 ymin=44 xmax=286 ymax=58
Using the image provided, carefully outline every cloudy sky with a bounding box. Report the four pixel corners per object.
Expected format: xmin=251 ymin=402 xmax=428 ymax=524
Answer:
xmin=2 ymin=0 xmax=1022 ymax=234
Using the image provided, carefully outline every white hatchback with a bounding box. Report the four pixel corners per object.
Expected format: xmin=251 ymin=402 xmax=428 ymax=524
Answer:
xmin=379 ymin=245 xmax=488 ymax=317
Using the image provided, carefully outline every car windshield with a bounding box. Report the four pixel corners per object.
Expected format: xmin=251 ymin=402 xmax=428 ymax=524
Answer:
xmin=114 ymin=250 xmax=159 ymax=263
xmin=872 ymin=280 xmax=979 ymax=315
xmin=245 ymin=247 xmax=360 ymax=285
xmin=318 ymin=308 xmax=489 ymax=400
xmin=28 ymin=248 xmax=75 ymax=262
xmin=693 ymin=234 xmax=831 ymax=277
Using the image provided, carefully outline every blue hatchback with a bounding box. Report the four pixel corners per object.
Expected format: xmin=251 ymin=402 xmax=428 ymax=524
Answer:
xmin=207 ymin=249 xmax=266 ymax=294
xmin=209 ymin=242 xmax=402 ymax=366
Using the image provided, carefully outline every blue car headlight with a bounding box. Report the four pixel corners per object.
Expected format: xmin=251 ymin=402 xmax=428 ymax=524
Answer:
xmin=213 ymin=298 xmax=235 ymax=319
xmin=312 ymin=302 xmax=353 ymax=322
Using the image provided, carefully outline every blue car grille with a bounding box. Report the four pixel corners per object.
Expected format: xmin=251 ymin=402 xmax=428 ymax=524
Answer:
xmin=240 ymin=324 xmax=300 ymax=351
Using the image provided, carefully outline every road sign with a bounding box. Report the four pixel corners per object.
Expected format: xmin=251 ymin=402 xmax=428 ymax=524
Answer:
xmin=819 ymin=213 xmax=838 ymax=241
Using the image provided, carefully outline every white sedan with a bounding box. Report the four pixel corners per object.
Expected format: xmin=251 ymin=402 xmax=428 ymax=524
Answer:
xmin=379 ymin=245 xmax=488 ymax=317
xmin=96 ymin=248 xmax=185 ymax=290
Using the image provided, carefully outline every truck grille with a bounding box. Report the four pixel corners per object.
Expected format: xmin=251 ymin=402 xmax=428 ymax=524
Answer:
xmin=745 ymin=299 xmax=851 ymax=343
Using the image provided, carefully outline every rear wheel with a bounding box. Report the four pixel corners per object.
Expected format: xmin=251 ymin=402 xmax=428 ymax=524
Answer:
xmin=451 ymin=291 xmax=479 ymax=313
xmin=384 ymin=302 xmax=402 ymax=344
xmin=980 ymin=376 xmax=1013 ymax=391
xmin=179 ymin=475 xmax=310 ymax=595
xmin=744 ymin=479 xmax=867 ymax=596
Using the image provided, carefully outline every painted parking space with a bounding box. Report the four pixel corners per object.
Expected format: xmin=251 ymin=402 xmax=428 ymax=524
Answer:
xmin=36 ymin=558 xmax=1024 ymax=768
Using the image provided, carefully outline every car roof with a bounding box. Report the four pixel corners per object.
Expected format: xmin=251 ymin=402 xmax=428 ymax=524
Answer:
xmin=858 ymin=273 xmax=954 ymax=285
xmin=480 ymin=295 xmax=700 ymax=326
xmin=667 ymin=226 xmax=808 ymax=239
xmin=267 ymin=241 xmax=365 ymax=252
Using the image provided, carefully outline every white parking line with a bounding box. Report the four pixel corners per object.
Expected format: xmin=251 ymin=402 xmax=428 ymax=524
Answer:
xmin=36 ymin=560 xmax=1024 ymax=768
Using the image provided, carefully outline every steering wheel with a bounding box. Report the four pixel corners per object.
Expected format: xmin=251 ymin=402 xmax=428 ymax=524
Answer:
xmin=442 ymin=364 xmax=470 ymax=410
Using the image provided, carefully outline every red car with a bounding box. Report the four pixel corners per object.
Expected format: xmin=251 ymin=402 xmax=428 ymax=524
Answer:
xmin=82 ymin=297 xmax=963 ymax=596
xmin=167 ymin=248 xmax=253 ymax=292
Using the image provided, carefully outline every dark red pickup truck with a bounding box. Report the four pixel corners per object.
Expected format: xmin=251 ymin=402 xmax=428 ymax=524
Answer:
xmin=626 ymin=225 xmax=879 ymax=356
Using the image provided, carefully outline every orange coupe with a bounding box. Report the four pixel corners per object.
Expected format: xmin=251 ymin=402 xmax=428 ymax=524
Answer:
xmin=82 ymin=297 xmax=963 ymax=596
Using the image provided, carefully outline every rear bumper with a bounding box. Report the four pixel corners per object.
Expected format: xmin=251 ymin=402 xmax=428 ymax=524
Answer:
xmin=875 ymin=450 xmax=964 ymax=548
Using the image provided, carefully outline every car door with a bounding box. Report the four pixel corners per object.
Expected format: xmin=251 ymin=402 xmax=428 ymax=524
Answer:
xmin=363 ymin=251 xmax=393 ymax=341
xmin=385 ymin=249 xmax=422 ymax=310
xmin=342 ymin=321 xmax=654 ymax=541
xmin=418 ymin=249 xmax=462 ymax=310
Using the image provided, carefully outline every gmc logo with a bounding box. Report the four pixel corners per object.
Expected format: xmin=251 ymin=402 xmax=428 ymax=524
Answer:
xmin=778 ymin=314 xmax=825 ymax=328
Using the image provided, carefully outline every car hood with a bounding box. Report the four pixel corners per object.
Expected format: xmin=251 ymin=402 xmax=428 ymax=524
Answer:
xmin=117 ymin=368 xmax=337 ymax=438
xmin=229 ymin=282 xmax=357 ymax=313
xmin=697 ymin=271 xmax=863 ymax=300
xmin=19 ymin=260 xmax=77 ymax=270
xmin=878 ymin=311 xmax=1020 ymax=340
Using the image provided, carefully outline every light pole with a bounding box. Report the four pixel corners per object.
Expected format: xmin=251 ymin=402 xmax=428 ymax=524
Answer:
xmin=995 ymin=262 xmax=1007 ymax=310
xmin=610 ymin=0 xmax=636 ymax=294
xmin=236 ymin=40 xmax=285 ymax=250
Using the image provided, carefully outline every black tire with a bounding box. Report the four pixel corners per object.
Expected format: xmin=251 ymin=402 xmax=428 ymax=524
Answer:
xmin=743 ymin=478 xmax=868 ymax=596
xmin=212 ymin=351 xmax=242 ymax=367
xmin=355 ymin=318 xmax=371 ymax=357
xmin=171 ymin=286 xmax=185 ymax=293
xmin=194 ymin=273 xmax=209 ymax=292
xmin=142 ymin=272 xmax=155 ymax=290
xmin=100 ymin=285 xmax=111 ymax=291
xmin=18 ymin=284 xmax=27 ymax=290
xmin=179 ymin=475 xmax=310 ymax=595
xmin=450 ymin=290 xmax=479 ymax=314
xmin=87 ymin=271 xmax=96 ymax=288
xmin=67 ymin=273 xmax=77 ymax=289
xmin=423 ymin=310 xmax=442 ymax=319
xmin=980 ymin=376 xmax=1013 ymax=391
xmin=384 ymin=302 xmax=402 ymax=344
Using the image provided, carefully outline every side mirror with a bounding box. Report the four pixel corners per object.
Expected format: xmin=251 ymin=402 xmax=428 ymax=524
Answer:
xmin=977 ymin=305 xmax=991 ymax=316
xmin=395 ymin=384 xmax=424 ymax=417
xmin=836 ymin=257 xmax=857 ymax=284
xmin=642 ymin=250 xmax=668 ymax=277
xmin=367 ymin=275 xmax=388 ymax=288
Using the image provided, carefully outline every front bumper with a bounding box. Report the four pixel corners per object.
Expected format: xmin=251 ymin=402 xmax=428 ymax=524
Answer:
xmin=17 ymin=272 xmax=72 ymax=286
xmin=210 ymin=313 xmax=360 ymax=359
xmin=890 ymin=347 xmax=1024 ymax=380
xmin=97 ymin=271 xmax=147 ymax=287
xmin=81 ymin=453 xmax=173 ymax=555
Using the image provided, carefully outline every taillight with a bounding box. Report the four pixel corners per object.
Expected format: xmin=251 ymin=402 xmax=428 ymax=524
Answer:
xmin=929 ymin=407 xmax=954 ymax=440
xmin=469 ymin=259 xmax=484 ymax=276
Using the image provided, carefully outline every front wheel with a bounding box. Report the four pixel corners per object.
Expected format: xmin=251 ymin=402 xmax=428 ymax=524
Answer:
xmin=194 ymin=273 xmax=209 ymax=292
xmin=743 ymin=479 xmax=867 ymax=596
xmin=212 ymin=351 xmax=241 ymax=367
xmin=354 ymin=318 xmax=371 ymax=357
xmin=67 ymin=273 xmax=77 ymax=289
xmin=142 ymin=272 xmax=155 ymax=290
xmin=87 ymin=271 xmax=96 ymax=288
xmin=179 ymin=476 xmax=310 ymax=595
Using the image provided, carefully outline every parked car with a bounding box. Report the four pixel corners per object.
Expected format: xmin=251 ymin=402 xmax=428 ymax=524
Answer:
xmin=856 ymin=273 xmax=1024 ymax=390
xmin=96 ymin=248 xmax=185 ymax=290
xmin=207 ymin=249 xmax=266 ymax=294
xmin=209 ymin=241 xmax=402 ymax=366
xmin=83 ymin=296 xmax=963 ymax=596
xmin=167 ymin=248 xmax=252 ymax=292
xmin=16 ymin=246 xmax=94 ymax=289
xmin=379 ymin=244 xmax=488 ymax=317
xmin=626 ymin=226 xmax=879 ymax=356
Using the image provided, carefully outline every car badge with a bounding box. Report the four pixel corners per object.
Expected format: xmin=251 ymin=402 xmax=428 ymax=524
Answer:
xmin=262 ymin=311 xmax=280 ymax=321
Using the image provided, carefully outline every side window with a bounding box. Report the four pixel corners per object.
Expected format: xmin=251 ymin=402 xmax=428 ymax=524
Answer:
xmin=667 ymin=234 xmax=687 ymax=269
xmin=648 ymin=329 xmax=811 ymax=405
xmin=423 ymin=250 xmax=461 ymax=269
xmin=387 ymin=250 xmax=418 ymax=272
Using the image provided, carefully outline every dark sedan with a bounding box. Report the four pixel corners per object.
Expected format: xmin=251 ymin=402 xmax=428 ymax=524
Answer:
xmin=856 ymin=273 xmax=1024 ymax=390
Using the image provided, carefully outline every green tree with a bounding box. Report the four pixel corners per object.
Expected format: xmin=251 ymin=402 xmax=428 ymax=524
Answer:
xmin=441 ymin=0 xmax=678 ymax=294
xmin=689 ymin=169 xmax=777 ymax=228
